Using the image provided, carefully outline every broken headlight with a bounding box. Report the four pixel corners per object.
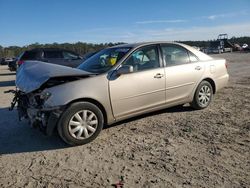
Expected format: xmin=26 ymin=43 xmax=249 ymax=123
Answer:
xmin=40 ymin=91 xmax=52 ymax=101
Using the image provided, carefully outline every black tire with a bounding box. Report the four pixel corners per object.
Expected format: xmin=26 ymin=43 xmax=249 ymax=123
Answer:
xmin=57 ymin=102 xmax=104 ymax=146
xmin=190 ymin=81 xmax=213 ymax=110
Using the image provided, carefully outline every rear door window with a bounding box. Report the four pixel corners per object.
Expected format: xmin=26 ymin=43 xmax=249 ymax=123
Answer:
xmin=188 ymin=52 xmax=199 ymax=62
xmin=44 ymin=50 xmax=63 ymax=59
xmin=161 ymin=44 xmax=190 ymax=66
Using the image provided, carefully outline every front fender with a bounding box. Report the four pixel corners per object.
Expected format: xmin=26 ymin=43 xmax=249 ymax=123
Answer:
xmin=43 ymin=75 xmax=115 ymax=124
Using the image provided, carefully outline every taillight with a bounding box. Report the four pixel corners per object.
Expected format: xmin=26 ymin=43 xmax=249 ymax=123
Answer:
xmin=18 ymin=60 xmax=24 ymax=65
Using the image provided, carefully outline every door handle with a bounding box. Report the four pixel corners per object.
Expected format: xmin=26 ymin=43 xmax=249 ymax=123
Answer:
xmin=195 ymin=66 xmax=202 ymax=70
xmin=154 ymin=73 xmax=164 ymax=78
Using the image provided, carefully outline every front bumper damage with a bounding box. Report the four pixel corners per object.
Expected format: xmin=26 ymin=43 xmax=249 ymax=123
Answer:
xmin=8 ymin=61 xmax=93 ymax=136
xmin=25 ymin=107 xmax=62 ymax=136
xmin=7 ymin=89 xmax=64 ymax=136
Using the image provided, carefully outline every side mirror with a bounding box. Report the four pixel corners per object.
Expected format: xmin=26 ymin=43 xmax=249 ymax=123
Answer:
xmin=117 ymin=65 xmax=133 ymax=75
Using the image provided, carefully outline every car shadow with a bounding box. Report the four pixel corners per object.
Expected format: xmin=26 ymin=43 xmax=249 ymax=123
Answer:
xmin=0 ymin=105 xmax=194 ymax=155
xmin=0 ymin=80 xmax=15 ymax=87
xmin=0 ymin=108 xmax=67 ymax=155
xmin=0 ymin=72 xmax=16 ymax=76
xmin=105 ymin=105 xmax=195 ymax=129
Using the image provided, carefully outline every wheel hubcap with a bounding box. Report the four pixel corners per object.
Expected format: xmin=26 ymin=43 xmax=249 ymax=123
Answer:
xmin=198 ymin=85 xmax=211 ymax=107
xmin=68 ymin=110 xmax=98 ymax=140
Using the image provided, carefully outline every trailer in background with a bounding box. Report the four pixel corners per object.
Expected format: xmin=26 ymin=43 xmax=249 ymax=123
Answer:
xmin=206 ymin=34 xmax=233 ymax=54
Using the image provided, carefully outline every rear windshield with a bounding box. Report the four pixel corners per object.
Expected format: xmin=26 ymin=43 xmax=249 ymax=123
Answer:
xmin=21 ymin=51 xmax=39 ymax=60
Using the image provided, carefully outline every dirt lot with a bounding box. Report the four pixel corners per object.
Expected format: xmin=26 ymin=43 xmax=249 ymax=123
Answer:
xmin=0 ymin=52 xmax=249 ymax=188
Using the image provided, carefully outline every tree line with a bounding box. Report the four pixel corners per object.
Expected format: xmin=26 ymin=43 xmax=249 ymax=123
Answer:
xmin=1 ymin=36 xmax=250 ymax=58
xmin=0 ymin=42 xmax=125 ymax=58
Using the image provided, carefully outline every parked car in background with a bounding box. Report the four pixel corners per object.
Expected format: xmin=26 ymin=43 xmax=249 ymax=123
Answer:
xmin=242 ymin=43 xmax=248 ymax=49
xmin=0 ymin=58 xmax=6 ymax=65
xmin=10 ymin=42 xmax=229 ymax=146
xmin=242 ymin=43 xmax=250 ymax=52
xmin=0 ymin=57 xmax=18 ymax=71
xmin=17 ymin=48 xmax=83 ymax=69
xmin=4 ymin=57 xmax=15 ymax=63
xmin=0 ymin=57 xmax=15 ymax=66
xmin=8 ymin=58 xmax=17 ymax=71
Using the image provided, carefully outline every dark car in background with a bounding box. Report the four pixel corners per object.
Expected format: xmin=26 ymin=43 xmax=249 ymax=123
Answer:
xmin=8 ymin=58 xmax=17 ymax=71
xmin=0 ymin=57 xmax=17 ymax=71
xmin=0 ymin=58 xmax=6 ymax=65
xmin=16 ymin=48 xmax=83 ymax=70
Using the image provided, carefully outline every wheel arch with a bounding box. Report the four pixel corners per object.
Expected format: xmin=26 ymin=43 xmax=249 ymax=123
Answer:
xmin=202 ymin=77 xmax=216 ymax=94
xmin=66 ymin=98 xmax=108 ymax=125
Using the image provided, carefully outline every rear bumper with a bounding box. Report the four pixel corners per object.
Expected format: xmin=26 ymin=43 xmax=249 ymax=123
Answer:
xmin=215 ymin=74 xmax=229 ymax=92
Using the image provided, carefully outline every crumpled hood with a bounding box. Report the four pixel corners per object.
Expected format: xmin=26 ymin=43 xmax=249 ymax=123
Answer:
xmin=16 ymin=61 xmax=91 ymax=93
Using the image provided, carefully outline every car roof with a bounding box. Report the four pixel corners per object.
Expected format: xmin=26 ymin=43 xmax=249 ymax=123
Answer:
xmin=110 ymin=41 xmax=181 ymax=49
xmin=110 ymin=41 xmax=213 ymax=61
xmin=25 ymin=48 xmax=72 ymax=52
xmin=24 ymin=48 xmax=80 ymax=55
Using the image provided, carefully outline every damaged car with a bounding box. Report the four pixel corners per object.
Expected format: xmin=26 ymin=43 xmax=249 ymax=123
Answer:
xmin=8 ymin=42 xmax=229 ymax=146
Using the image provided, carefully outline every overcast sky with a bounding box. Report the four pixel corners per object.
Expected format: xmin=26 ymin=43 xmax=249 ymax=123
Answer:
xmin=0 ymin=0 xmax=250 ymax=46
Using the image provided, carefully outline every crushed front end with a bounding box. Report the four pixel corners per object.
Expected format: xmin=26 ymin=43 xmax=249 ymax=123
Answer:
xmin=8 ymin=61 xmax=92 ymax=136
xmin=8 ymin=88 xmax=64 ymax=136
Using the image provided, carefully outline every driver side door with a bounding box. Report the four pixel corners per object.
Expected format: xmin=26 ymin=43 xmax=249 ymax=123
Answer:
xmin=109 ymin=45 xmax=166 ymax=120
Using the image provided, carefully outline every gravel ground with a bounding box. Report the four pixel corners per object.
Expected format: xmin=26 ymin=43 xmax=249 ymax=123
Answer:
xmin=0 ymin=52 xmax=249 ymax=188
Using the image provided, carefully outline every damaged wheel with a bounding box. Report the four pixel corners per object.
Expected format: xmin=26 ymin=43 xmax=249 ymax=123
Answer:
xmin=58 ymin=102 xmax=104 ymax=146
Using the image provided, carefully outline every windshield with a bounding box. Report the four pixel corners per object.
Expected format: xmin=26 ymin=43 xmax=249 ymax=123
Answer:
xmin=78 ymin=47 xmax=131 ymax=73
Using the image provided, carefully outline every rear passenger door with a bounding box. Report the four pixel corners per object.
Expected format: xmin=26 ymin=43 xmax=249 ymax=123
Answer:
xmin=161 ymin=44 xmax=204 ymax=103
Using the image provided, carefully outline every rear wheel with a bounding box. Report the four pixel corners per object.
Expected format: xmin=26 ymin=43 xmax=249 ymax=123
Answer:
xmin=190 ymin=81 xmax=213 ymax=110
xmin=58 ymin=102 xmax=104 ymax=146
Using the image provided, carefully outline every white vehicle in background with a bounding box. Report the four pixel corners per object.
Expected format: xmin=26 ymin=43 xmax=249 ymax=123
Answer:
xmin=242 ymin=44 xmax=248 ymax=49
